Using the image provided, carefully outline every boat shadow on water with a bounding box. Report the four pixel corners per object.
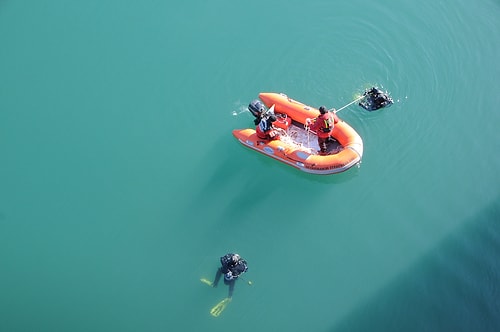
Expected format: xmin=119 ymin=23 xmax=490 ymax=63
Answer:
xmin=190 ymin=132 xmax=362 ymax=229
xmin=189 ymin=136 xmax=282 ymax=224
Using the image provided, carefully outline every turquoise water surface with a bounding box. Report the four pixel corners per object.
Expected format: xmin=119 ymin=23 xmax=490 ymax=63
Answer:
xmin=1 ymin=0 xmax=499 ymax=331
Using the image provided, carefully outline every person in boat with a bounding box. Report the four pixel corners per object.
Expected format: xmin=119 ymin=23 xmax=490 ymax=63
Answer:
xmin=307 ymin=106 xmax=339 ymax=154
xmin=212 ymin=253 xmax=248 ymax=299
xmin=256 ymin=114 xmax=280 ymax=140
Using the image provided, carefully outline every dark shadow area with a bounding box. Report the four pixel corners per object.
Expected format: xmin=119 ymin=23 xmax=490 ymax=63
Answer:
xmin=172 ymin=135 xmax=286 ymax=237
xmin=187 ymin=134 xmax=360 ymax=229
xmin=188 ymin=136 xmax=275 ymax=221
xmin=329 ymin=200 xmax=500 ymax=332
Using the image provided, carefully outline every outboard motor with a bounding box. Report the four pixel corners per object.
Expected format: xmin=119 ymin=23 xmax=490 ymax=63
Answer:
xmin=359 ymin=87 xmax=393 ymax=111
xmin=248 ymin=99 xmax=265 ymax=118
xmin=248 ymin=99 xmax=266 ymax=125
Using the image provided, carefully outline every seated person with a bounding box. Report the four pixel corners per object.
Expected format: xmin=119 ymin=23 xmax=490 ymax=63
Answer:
xmin=256 ymin=114 xmax=280 ymax=140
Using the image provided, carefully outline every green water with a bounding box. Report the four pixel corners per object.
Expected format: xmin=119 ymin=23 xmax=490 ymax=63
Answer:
xmin=1 ymin=0 xmax=499 ymax=331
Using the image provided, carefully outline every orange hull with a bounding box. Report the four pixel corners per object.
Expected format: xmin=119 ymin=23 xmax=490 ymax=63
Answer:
xmin=233 ymin=93 xmax=364 ymax=175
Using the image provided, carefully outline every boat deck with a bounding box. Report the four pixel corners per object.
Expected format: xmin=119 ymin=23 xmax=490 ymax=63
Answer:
xmin=277 ymin=121 xmax=343 ymax=156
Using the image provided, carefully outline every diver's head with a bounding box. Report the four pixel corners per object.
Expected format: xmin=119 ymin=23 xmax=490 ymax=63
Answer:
xmin=319 ymin=106 xmax=327 ymax=114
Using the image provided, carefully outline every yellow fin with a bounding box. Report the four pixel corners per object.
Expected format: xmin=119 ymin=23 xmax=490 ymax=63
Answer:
xmin=200 ymin=278 xmax=213 ymax=287
xmin=210 ymin=298 xmax=231 ymax=317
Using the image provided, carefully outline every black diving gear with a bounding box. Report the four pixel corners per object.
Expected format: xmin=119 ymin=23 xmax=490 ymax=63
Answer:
xmin=248 ymin=99 xmax=266 ymax=125
xmin=248 ymin=99 xmax=278 ymax=125
xmin=220 ymin=253 xmax=248 ymax=281
xmin=213 ymin=253 xmax=248 ymax=298
xmin=359 ymin=87 xmax=393 ymax=111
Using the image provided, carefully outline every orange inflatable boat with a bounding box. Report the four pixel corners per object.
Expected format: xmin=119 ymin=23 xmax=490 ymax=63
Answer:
xmin=232 ymin=92 xmax=364 ymax=175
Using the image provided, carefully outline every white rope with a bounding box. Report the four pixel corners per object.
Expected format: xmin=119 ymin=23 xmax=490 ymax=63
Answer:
xmin=329 ymin=95 xmax=366 ymax=113
xmin=277 ymin=128 xmax=314 ymax=154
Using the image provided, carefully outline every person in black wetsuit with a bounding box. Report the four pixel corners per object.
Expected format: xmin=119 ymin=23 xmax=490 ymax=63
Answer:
xmin=212 ymin=253 xmax=248 ymax=299
xmin=359 ymin=87 xmax=393 ymax=111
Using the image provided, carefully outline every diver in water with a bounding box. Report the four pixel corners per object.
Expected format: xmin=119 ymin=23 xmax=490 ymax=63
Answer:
xmin=360 ymin=87 xmax=393 ymax=111
xmin=212 ymin=253 xmax=248 ymax=299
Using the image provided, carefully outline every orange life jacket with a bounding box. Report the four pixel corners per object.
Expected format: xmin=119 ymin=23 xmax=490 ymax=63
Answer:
xmin=311 ymin=113 xmax=337 ymax=138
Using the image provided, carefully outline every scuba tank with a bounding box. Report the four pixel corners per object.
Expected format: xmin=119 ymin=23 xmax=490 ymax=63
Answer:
xmin=220 ymin=254 xmax=234 ymax=268
xmin=220 ymin=254 xmax=248 ymax=278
